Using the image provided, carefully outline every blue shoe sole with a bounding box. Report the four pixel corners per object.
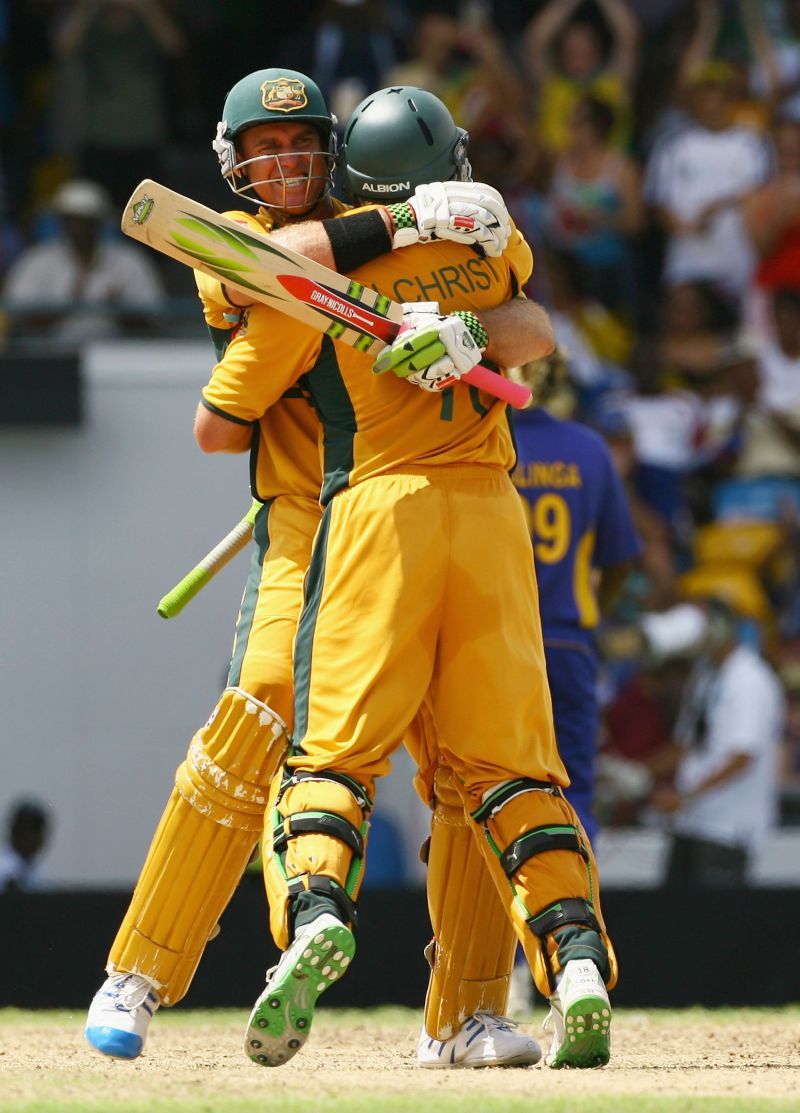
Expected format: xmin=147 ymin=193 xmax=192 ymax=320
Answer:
xmin=85 ymin=1026 xmax=144 ymax=1060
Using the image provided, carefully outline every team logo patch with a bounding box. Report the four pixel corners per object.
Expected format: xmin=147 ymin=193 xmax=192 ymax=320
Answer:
xmin=261 ymin=77 xmax=308 ymax=113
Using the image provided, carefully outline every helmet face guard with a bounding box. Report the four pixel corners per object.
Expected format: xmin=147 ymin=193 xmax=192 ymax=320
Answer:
xmin=213 ymin=69 xmax=337 ymax=211
xmin=214 ymin=129 xmax=337 ymax=211
xmin=338 ymin=87 xmax=472 ymax=204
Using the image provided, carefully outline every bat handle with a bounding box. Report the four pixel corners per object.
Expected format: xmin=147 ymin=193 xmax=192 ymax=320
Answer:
xmin=463 ymin=364 xmax=531 ymax=408
xmin=158 ymin=565 xmax=214 ymax=619
xmin=157 ymin=503 xmax=259 ymax=619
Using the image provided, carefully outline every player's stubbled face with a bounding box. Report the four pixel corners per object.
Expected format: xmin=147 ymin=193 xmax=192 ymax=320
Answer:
xmin=237 ymin=121 xmax=328 ymax=212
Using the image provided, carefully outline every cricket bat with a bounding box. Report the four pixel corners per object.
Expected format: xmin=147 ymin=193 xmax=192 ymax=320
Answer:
xmin=157 ymin=501 xmax=259 ymax=619
xmin=121 ymin=180 xmax=531 ymax=408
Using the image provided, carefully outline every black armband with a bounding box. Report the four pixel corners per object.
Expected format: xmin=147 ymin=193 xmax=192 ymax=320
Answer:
xmin=322 ymin=209 xmax=392 ymax=272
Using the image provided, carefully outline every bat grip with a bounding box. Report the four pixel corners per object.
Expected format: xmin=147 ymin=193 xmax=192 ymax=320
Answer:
xmin=158 ymin=566 xmax=212 ymax=619
xmin=463 ymin=364 xmax=531 ymax=408
xmin=157 ymin=509 xmax=257 ymax=619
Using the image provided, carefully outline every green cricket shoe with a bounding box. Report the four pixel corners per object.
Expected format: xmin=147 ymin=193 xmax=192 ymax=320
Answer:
xmin=544 ymin=959 xmax=611 ymax=1069
xmin=244 ymin=913 xmax=355 ymax=1067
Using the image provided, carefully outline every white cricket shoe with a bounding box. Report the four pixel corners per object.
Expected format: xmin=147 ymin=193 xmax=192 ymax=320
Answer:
xmin=85 ymin=972 xmax=160 ymax=1059
xmin=544 ymin=959 xmax=611 ymax=1069
xmin=417 ymin=1011 xmax=542 ymax=1068
xmin=244 ymin=912 xmax=355 ymax=1067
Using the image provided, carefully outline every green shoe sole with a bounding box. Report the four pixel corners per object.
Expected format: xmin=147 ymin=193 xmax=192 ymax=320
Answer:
xmin=550 ymin=994 xmax=611 ymax=1069
xmin=245 ymin=920 xmax=355 ymax=1068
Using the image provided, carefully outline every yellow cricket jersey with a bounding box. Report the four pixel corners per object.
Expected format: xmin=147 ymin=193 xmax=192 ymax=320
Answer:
xmin=202 ymin=213 xmax=533 ymax=504
xmin=195 ymin=201 xmax=349 ymax=502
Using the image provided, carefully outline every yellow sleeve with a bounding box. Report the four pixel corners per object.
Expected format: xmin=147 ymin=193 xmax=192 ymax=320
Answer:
xmin=202 ymin=303 xmax=324 ymax=423
xmin=503 ymin=221 xmax=533 ymax=293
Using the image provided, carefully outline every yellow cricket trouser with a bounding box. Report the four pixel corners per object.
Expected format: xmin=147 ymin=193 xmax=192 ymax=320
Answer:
xmin=230 ymin=494 xmax=323 ymax=731
xmin=290 ymin=467 xmax=567 ymax=803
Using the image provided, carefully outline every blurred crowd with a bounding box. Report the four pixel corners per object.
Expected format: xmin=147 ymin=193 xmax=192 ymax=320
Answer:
xmin=2 ymin=0 xmax=800 ymax=867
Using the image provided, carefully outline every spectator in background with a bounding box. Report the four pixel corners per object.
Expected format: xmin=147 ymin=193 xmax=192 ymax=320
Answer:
xmin=0 ymin=799 xmax=51 ymax=892
xmin=382 ymin=10 xmax=463 ymax=101
xmin=596 ymin=395 xmax=679 ymax=611
xmin=742 ymin=0 xmax=800 ymax=121
xmin=304 ymin=0 xmax=397 ymax=124
xmin=721 ymin=289 xmax=800 ymax=506
xmin=659 ymin=279 xmax=742 ymax=380
xmin=542 ymin=93 xmax=644 ymax=315
xmin=3 ymin=178 xmax=164 ymax=345
xmin=743 ymin=115 xmax=800 ymax=314
xmin=385 ymin=5 xmax=528 ymax=149
xmin=645 ymin=59 xmax=773 ymax=301
xmin=617 ymin=334 xmax=709 ymax=532
xmin=523 ymin=0 xmax=640 ymax=155
xmin=54 ymin=0 xmax=185 ymax=210
xmin=537 ymin=246 xmax=633 ymax=407
xmin=676 ymin=0 xmax=773 ymax=131
xmin=649 ymin=594 xmax=785 ymax=886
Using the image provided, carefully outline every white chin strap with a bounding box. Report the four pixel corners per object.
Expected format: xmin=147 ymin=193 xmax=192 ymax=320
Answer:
xmin=224 ymin=150 xmax=335 ymax=211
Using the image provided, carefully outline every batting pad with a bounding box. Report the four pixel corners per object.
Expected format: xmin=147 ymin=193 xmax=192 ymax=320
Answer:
xmin=264 ymin=773 xmax=369 ymax=950
xmin=466 ymin=784 xmax=617 ymax=1000
xmin=424 ymin=765 xmax=517 ymax=1040
xmin=108 ymin=688 xmax=288 ymax=1005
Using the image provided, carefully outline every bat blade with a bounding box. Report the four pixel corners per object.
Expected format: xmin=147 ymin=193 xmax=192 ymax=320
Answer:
xmin=276 ymin=274 xmax=400 ymax=343
xmin=122 ymin=180 xmax=531 ymax=407
xmin=122 ymin=179 xmax=389 ymax=355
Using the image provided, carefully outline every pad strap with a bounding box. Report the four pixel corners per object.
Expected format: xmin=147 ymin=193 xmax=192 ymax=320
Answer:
xmin=471 ymin=778 xmax=560 ymax=824
xmin=287 ymin=874 xmax=360 ymax=931
xmin=280 ymin=768 xmax=373 ymax=813
xmin=273 ymin=811 xmax=365 ymax=858
xmin=500 ymin=825 xmax=589 ymax=879
xmin=526 ymin=898 xmax=601 ymax=939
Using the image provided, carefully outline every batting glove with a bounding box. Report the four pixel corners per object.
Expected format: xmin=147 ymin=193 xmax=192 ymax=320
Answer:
xmin=373 ymin=302 xmax=486 ymax=392
xmin=388 ymin=182 xmax=511 ymax=257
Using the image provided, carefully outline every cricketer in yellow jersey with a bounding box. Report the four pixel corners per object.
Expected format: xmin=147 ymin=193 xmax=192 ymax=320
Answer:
xmin=195 ymin=86 xmax=618 ymax=1072
xmin=85 ymin=69 xmax=547 ymax=1069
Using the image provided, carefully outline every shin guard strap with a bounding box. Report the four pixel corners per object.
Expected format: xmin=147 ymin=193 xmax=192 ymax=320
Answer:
xmin=282 ymin=768 xmax=373 ymax=813
xmin=526 ymin=898 xmax=601 ymax=939
xmin=274 ymin=811 xmax=365 ymax=858
xmin=288 ymin=875 xmax=359 ymax=932
xmin=500 ymin=825 xmax=589 ymax=879
xmin=471 ymin=778 xmax=560 ymax=824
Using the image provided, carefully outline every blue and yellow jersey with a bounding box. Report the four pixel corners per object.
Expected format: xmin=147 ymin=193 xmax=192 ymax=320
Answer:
xmin=195 ymin=201 xmax=349 ymax=503
xmin=512 ymin=408 xmax=641 ymax=634
xmin=202 ymin=212 xmax=533 ymax=503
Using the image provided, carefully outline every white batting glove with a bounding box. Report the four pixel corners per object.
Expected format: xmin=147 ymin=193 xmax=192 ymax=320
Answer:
xmin=391 ymin=181 xmax=511 ymax=257
xmin=373 ymin=302 xmax=484 ymax=392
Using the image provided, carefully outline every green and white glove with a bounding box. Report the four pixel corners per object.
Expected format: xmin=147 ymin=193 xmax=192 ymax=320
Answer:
xmin=387 ymin=182 xmax=511 ymax=257
xmin=374 ymin=302 xmax=488 ymax=392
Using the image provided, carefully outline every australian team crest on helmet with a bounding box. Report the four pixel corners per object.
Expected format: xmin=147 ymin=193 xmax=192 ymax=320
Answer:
xmin=261 ymin=77 xmax=308 ymax=113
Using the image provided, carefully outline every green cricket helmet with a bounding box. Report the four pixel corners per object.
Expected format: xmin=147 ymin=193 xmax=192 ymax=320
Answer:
xmin=339 ymin=87 xmax=471 ymax=203
xmin=213 ymin=68 xmax=338 ymax=208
